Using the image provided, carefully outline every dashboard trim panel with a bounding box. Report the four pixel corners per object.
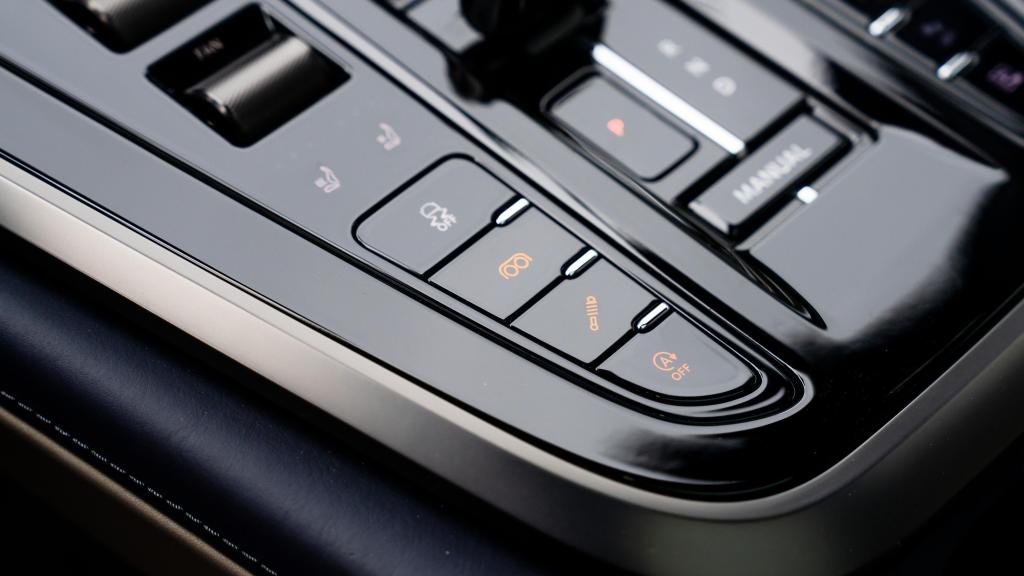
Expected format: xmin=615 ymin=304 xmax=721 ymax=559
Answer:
xmin=3 ymin=0 xmax=1024 ymax=573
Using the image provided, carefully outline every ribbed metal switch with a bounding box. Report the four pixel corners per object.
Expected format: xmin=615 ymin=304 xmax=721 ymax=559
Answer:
xmin=184 ymin=35 xmax=347 ymax=146
xmin=53 ymin=0 xmax=210 ymax=52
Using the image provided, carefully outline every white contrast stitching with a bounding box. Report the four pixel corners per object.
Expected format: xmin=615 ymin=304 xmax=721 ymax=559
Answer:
xmin=1 ymin=388 xmax=278 ymax=575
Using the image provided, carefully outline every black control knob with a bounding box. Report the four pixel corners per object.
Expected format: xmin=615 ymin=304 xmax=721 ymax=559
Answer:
xmin=460 ymin=0 xmax=606 ymax=53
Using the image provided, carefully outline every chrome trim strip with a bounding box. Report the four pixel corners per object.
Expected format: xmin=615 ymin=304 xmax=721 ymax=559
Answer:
xmin=634 ymin=302 xmax=670 ymax=332
xmin=867 ymin=7 xmax=907 ymax=38
xmin=494 ymin=197 xmax=531 ymax=226
xmin=592 ymin=44 xmax=747 ymax=156
xmin=937 ymin=52 xmax=975 ymax=81
xmin=563 ymin=248 xmax=599 ymax=278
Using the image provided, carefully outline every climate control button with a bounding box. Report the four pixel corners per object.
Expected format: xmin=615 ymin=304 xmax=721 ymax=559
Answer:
xmin=357 ymin=159 xmax=514 ymax=274
xmin=431 ymin=209 xmax=584 ymax=320
xmin=551 ymin=76 xmax=696 ymax=181
xmin=598 ymin=314 xmax=753 ymax=400
xmin=514 ymin=260 xmax=655 ymax=364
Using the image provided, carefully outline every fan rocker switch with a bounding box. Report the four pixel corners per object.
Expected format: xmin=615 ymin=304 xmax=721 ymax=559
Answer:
xmin=52 ymin=0 xmax=211 ymax=52
xmin=148 ymin=6 xmax=347 ymax=146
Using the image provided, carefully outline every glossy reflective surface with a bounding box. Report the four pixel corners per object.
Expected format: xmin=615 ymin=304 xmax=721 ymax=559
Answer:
xmin=349 ymin=0 xmax=1024 ymax=490
xmin=0 ymin=0 xmax=1022 ymax=503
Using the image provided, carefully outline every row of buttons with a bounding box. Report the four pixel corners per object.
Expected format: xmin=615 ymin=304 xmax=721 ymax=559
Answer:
xmin=842 ymin=0 xmax=1024 ymax=115
xmin=357 ymin=159 xmax=754 ymax=401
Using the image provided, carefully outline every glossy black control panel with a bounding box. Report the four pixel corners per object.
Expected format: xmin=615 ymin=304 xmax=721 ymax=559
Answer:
xmin=316 ymin=0 xmax=1024 ymax=485
xmin=1 ymin=0 xmax=1022 ymax=504
xmin=357 ymin=159 xmax=514 ymax=274
xmin=811 ymin=0 xmax=1024 ymax=130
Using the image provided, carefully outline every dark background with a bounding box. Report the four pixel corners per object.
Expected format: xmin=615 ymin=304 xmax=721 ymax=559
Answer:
xmin=2 ymin=434 xmax=1023 ymax=576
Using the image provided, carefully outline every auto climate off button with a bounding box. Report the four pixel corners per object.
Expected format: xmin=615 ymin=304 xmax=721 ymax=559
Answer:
xmin=689 ymin=116 xmax=844 ymax=236
xmin=598 ymin=314 xmax=753 ymax=401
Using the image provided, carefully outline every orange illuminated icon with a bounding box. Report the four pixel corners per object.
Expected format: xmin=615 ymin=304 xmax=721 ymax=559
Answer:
xmin=670 ymin=363 xmax=691 ymax=381
xmin=652 ymin=351 xmax=691 ymax=381
xmin=606 ymin=117 xmax=626 ymax=138
xmin=585 ymin=296 xmax=600 ymax=332
xmin=498 ymin=252 xmax=533 ymax=280
xmin=653 ymin=351 xmax=677 ymax=371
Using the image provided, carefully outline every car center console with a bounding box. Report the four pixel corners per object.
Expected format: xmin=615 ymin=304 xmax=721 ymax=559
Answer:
xmin=1 ymin=1 xmax=1024 ymax=574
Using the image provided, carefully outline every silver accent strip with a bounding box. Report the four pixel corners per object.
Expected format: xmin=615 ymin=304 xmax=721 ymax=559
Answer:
xmin=494 ymin=197 xmax=530 ymax=226
xmin=937 ymin=52 xmax=975 ymax=81
xmin=867 ymin=7 xmax=907 ymax=38
xmin=635 ymin=302 xmax=671 ymax=332
xmin=563 ymin=248 xmax=599 ymax=278
xmin=592 ymin=44 xmax=747 ymax=156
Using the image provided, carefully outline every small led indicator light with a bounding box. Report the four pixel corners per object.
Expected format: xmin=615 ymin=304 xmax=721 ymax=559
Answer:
xmin=606 ymin=117 xmax=626 ymax=137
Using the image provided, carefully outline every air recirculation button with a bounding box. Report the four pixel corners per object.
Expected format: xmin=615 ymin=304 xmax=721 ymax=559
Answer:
xmin=598 ymin=314 xmax=757 ymax=403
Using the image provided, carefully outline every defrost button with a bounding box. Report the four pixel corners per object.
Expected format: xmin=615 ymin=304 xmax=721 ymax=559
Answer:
xmin=598 ymin=314 xmax=754 ymax=400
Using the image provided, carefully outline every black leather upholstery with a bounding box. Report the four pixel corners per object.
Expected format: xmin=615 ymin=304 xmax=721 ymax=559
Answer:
xmin=0 ymin=473 xmax=140 ymax=574
xmin=0 ymin=228 xmax=609 ymax=576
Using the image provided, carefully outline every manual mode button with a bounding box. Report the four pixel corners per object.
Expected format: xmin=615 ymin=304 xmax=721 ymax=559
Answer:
xmin=357 ymin=159 xmax=514 ymax=274
xmin=598 ymin=314 xmax=753 ymax=401
xmin=689 ymin=116 xmax=843 ymax=235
